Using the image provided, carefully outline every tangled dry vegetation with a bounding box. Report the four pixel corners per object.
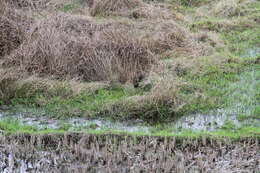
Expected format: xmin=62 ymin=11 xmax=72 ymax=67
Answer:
xmin=89 ymin=0 xmax=174 ymax=19
xmin=0 ymin=1 xmax=31 ymax=58
xmin=0 ymin=134 xmax=259 ymax=172
xmin=4 ymin=14 xmax=155 ymax=83
xmin=1 ymin=0 xmax=205 ymax=85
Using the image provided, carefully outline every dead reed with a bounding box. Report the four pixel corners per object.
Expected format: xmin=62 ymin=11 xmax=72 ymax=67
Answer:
xmin=0 ymin=1 xmax=30 ymax=58
xmin=0 ymin=133 xmax=258 ymax=172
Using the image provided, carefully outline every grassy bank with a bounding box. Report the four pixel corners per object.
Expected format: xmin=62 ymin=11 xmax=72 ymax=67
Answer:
xmin=0 ymin=0 xmax=259 ymax=133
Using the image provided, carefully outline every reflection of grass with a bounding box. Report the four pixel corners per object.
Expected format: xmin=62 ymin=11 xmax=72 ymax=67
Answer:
xmin=0 ymin=118 xmax=259 ymax=140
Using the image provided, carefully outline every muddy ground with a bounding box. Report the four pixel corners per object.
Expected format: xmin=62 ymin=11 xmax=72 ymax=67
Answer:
xmin=0 ymin=134 xmax=259 ymax=172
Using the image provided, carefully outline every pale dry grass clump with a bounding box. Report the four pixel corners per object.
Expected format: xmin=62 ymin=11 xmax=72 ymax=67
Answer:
xmin=212 ymin=0 xmax=242 ymax=17
xmin=90 ymin=0 xmax=142 ymax=16
xmin=142 ymin=20 xmax=207 ymax=57
xmin=131 ymin=3 xmax=174 ymax=19
xmin=4 ymin=14 xmax=155 ymax=84
xmin=90 ymin=0 xmax=174 ymax=19
xmin=101 ymin=77 xmax=183 ymax=121
xmin=148 ymin=78 xmax=181 ymax=106
xmin=195 ymin=31 xmax=225 ymax=49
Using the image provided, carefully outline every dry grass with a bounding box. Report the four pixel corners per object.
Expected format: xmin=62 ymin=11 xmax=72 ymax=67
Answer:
xmin=212 ymin=0 xmax=242 ymax=17
xmin=0 ymin=1 xmax=30 ymax=58
xmin=89 ymin=0 xmax=174 ymax=19
xmin=1 ymin=0 xmax=206 ymax=85
xmin=142 ymin=20 xmax=207 ymax=57
xmin=4 ymin=14 xmax=155 ymax=84
xmin=195 ymin=31 xmax=225 ymax=49
xmin=99 ymin=76 xmax=183 ymax=121
xmin=132 ymin=4 xmax=173 ymax=19
xmin=90 ymin=0 xmax=142 ymax=16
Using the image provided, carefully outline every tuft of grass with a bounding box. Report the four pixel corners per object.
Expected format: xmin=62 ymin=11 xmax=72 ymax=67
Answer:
xmin=212 ymin=0 xmax=242 ymax=17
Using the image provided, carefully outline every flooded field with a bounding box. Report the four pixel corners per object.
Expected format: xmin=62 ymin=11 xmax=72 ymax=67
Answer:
xmin=0 ymin=109 xmax=246 ymax=133
xmin=0 ymin=134 xmax=259 ymax=172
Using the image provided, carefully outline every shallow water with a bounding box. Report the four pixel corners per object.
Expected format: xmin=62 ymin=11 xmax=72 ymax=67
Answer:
xmin=0 ymin=108 xmax=249 ymax=133
xmin=174 ymin=110 xmax=240 ymax=131
xmin=0 ymin=111 xmax=151 ymax=133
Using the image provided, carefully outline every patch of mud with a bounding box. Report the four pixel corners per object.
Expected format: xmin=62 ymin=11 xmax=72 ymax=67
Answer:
xmin=0 ymin=134 xmax=259 ymax=172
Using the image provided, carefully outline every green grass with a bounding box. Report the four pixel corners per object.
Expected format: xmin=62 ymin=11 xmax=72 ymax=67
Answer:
xmin=10 ymin=86 xmax=144 ymax=119
xmin=0 ymin=118 xmax=37 ymax=134
xmin=222 ymin=28 xmax=260 ymax=56
xmin=179 ymin=0 xmax=260 ymax=118
xmin=178 ymin=60 xmax=259 ymax=123
xmin=1 ymin=0 xmax=259 ymax=135
xmin=178 ymin=59 xmax=243 ymax=115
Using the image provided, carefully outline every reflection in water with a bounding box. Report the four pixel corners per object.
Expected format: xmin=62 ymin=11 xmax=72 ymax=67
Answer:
xmin=0 ymin=111 xmax=150 ymax=133
xmin=0 ymin=109 xmax=247 ymax=133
